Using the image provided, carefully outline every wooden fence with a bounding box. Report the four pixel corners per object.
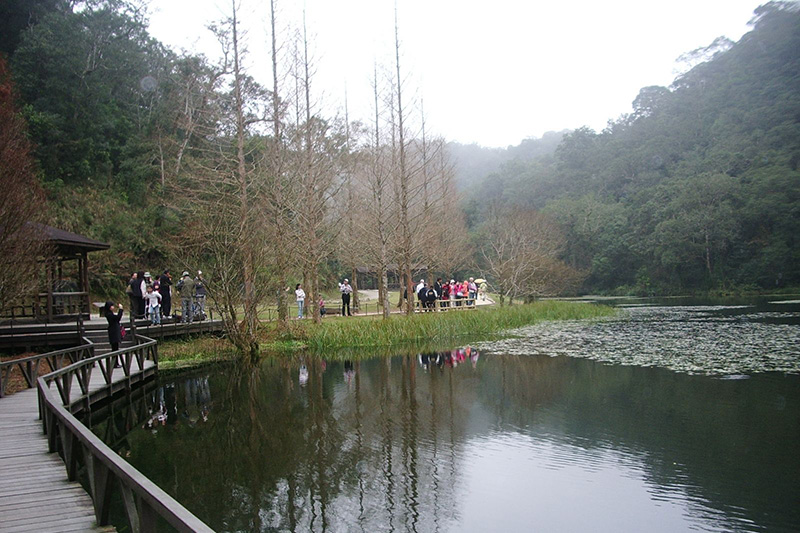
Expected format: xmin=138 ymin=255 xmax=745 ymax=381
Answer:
xmin=34 ymin=336 xmax=214 ymax=532
xmin=0 ymin=339 xmax=91 ymax=398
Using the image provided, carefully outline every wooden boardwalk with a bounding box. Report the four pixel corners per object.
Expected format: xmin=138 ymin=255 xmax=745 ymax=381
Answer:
xmin=0 ymin=362 xmax=154 ymax=532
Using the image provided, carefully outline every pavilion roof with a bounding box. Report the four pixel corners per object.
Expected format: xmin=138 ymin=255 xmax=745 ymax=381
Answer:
xmin=32 ymin=223 xmax=110 ymax=254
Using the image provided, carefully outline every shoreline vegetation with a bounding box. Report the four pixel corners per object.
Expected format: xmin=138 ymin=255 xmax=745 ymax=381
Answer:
xmin=158 ymin=301 xmax=615 ymax=369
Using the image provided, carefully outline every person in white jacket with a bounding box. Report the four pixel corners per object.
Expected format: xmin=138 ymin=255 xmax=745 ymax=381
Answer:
xmin=295 ymin=283 xmax=306 ymax=319
xmin=143 ymin=285 xmax=162 ymax=324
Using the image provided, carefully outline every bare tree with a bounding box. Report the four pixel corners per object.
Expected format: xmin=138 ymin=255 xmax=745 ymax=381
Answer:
xmin=281 ymin=12 xmax=348 ymax=324
xmin=350 ymin=63 xmax=399 ymax=319
xmin=391 ymin=6 xmax=417 ymax=315
xmin=169 ymin=1 xmax=271 ymax=358
xmin=479 ymin=206 xmax=579 ymax=304
xmin=0 ymin=55 xmax=49 ymax=309
xmin=263 ymin=0 xmax=294 ymax=326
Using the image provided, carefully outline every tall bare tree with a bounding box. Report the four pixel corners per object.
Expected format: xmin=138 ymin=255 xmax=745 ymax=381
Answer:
xmin=351 ymin=63 xmax=398 ymax=319
xmin=391 ymin=6 xmax=417 ymax=315
xmin=170 ymin=1 xmax=271 ymax=358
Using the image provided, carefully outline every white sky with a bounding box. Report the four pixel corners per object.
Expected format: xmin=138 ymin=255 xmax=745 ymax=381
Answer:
xmin=147 ymin=0 xmax=765 ymax=148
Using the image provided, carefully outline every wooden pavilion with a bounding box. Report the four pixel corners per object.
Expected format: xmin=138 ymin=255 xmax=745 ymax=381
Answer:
xmin=2 ymin=224 xmax=109 ymax=322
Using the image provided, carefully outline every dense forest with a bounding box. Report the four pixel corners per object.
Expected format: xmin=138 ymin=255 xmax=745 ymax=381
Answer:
xmin=461 ymin=2 xmax=800 ymax=294
xmin=1 ymin=0 xmax=799 ymax=326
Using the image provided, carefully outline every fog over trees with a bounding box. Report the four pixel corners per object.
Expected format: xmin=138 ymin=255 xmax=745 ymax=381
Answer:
xmin=1 ymin=0 xmax=798 ymax=336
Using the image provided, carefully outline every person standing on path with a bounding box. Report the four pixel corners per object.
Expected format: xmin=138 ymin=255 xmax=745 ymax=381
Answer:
xmin=159 ymin=270 xmax=172 ymax=318
xmin=194 ymin=271 xmax=206 ymax=318
xmin=135 ymin=270 xmax=147 ymax=318
xmin=468 ymin=278 xmax=478 ymax=305
xmin=143 ymin=286 xmax=162 ymax=325
xmin=178 ymin=271 xmax=195 ymax=323
xmin=295 ymin=283 xmax=306 ymax=319
xmin=104 ymin=301 xmax=124 ymax=367
xmin=126 ymin=272 xmax=138 ymax=314
xmin=340 ymin=279 xmax=353 ymax=316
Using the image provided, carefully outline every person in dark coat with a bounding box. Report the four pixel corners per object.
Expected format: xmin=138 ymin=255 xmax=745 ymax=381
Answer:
xmin=425 ymin=286 xmax=438 ymax=310
xmin=159 ymin=270 xmax=172 ymax=318
xmin=131 ymin=271 xmax=146 ymax=318
xmin=127 ymin=273 xmax=138 ymax=314
xmin=104 ymin=301 xmax=124 ymax=367
xmin=417 ymin=283 xmax=428 ymax=311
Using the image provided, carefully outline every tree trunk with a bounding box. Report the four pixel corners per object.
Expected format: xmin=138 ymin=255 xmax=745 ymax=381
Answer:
xmin=351 ymin=266 xmax=359 ymax=311
xmin=380 ymin=266 xmax=390 ymax=319
xmin=311 ymin=265 xmax=321 ymax=324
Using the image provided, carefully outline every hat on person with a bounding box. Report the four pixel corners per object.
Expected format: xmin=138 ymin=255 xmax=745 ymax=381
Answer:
xmin=344 ymin=278 xmax=349 ymax=282
xmin=198 ymin=270 xmax=202 ymax=275
xmin=450 ymin=279 xmax=455 ymax=283
xmin=144 ymin=271 xmax=151 ymax=278
xmin=182 ymin=271 xmax=190 ymax=277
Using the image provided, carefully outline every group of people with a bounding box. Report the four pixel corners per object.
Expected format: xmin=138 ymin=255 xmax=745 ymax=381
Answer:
xmin=126 ymin=270 xmax=206 ymax=325
xmin=293 ymin=278 xmax=353 ymax=319
xmin=414 ymin=277 xmax=487 ymax=310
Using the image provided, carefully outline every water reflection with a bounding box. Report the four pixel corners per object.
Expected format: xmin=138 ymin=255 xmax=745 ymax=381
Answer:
xmin=103 ymin=343 xmax=800 ymax=533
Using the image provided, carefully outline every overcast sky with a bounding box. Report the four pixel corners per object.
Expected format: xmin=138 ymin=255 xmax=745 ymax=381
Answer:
xmin=148 ymin=0 xmax=766 ymax=148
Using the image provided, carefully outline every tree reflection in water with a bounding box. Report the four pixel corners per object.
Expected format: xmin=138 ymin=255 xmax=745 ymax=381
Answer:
xmin=104 ymin=347 xmax=800 ymax=532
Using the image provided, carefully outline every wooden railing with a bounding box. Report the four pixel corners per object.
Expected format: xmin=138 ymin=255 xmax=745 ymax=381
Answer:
xmin=0 ymin=339 xmax=92 ymax=398
xmin=35 ymin=336 xmax=214 ymax=532
xmin=414 ymin=298 xmax=478 ymax=312
xmin=0 ymin=291 xmax=90 ymax=321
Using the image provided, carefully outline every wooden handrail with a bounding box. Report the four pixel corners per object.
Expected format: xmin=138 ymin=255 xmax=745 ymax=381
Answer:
xmin=0 ymin=337 xmax=92 ymax=397
xmin=34 ymin=335 xmax=213 ymax=532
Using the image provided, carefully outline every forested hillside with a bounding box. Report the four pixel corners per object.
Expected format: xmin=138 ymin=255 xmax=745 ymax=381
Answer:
xmin=466 ymin=2 xmax=800 ymax=294
xmin=3 ymin=0 xmax=180 ymax=295
xmin=2 ymin=1 xmax=799 ymax=302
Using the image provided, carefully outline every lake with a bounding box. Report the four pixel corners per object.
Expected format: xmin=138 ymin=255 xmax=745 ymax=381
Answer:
xmin=96 ymin=298 xmax=800 ymax=532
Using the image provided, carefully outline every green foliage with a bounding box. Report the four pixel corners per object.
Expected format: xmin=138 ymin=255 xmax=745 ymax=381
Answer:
xmin=466 ymin=2 xmax=800 ymax=293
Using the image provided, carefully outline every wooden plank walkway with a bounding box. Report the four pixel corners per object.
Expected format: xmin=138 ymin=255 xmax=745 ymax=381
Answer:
xmin=0 ymin=362 xmax=154 ymax=532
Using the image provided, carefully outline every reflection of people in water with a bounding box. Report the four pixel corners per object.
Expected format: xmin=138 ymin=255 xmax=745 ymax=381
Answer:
xmin=182 ymin=375 xmax=212 ymax=426
xmin=419 ymin=347 xmax=478 ymax=371
xmin=144 ymin=386 xmax=168 ymax=432
xmin=467 ymin=346 xmax=480 ymax=368
xmin=344 ymin=360 xmax=355 ymax=388
xmin=418 ymin=353 xmax=430 ymax=371
xmin=299 ymin=364 xmax=309 ymax=386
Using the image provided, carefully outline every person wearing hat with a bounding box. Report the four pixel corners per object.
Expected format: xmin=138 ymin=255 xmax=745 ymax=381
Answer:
xmin=415 ymin=278 xmax=425 ymax=295
xmin=339 ymin=278 xmax=353 ymax=316
xmin=178 ymin=271 xmax=195 ymax=323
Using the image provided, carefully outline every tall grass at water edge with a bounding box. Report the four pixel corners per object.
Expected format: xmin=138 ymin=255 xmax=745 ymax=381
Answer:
xmin=299 ymin=301 xmax=615 ymax=351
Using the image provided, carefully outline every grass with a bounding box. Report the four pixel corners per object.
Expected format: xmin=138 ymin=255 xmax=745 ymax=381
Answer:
xmin=157 ymin=300 xmax=616 ymax=365
xmin=157 ymin=335 xmax=238 ymax=370
xmin=265 ymin=300 xmax=615 ymax=354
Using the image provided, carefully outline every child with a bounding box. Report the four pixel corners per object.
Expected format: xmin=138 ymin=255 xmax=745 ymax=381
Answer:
xmin=143 ymin=285 xmax=162 ymax=325
xmin=319 ymin=298 xmax=326 ymax=317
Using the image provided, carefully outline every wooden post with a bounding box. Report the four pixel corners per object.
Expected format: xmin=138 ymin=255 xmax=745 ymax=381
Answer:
xmin=46 ymin=260 xmax=54 ymax=322
xmin=81 ymin=252 xmax=90 ymax=317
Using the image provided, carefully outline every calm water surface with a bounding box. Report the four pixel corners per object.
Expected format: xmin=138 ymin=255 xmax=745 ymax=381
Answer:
xmin=97 ymin=299 xmax=800 ymax=532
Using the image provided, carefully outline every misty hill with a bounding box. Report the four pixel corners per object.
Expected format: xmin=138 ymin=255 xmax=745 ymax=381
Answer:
xmin=464 ymin=2 xmax=800 ymax=293
xmin=448 ymin=131 xmax=566 ymax=190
